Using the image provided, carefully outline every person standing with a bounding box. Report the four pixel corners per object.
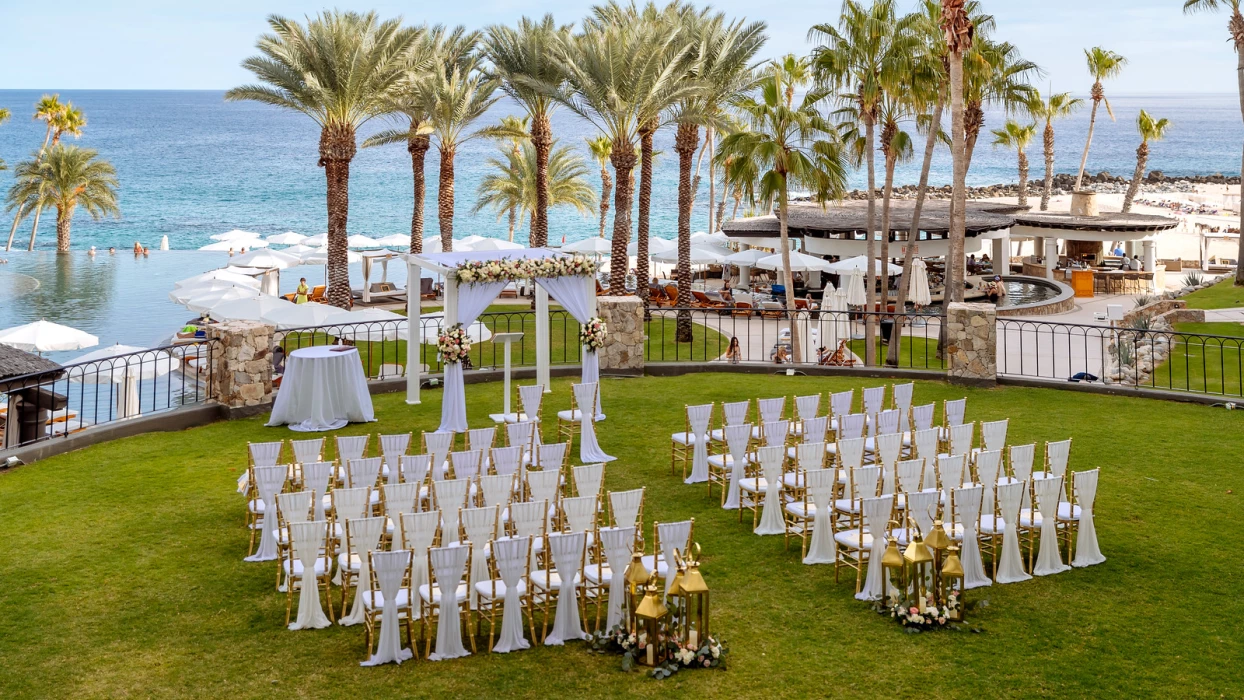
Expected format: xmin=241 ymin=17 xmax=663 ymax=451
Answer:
xmin=294 ymin=277 xmax=310 ymax=304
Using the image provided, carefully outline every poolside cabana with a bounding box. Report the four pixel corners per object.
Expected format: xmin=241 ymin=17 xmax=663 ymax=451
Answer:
xmin=1009 ymin=211 xmax=1179 ymax=290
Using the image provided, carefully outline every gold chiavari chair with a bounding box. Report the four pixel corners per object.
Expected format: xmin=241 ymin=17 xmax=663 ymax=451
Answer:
xmin=284 ymin=519 xmax=335 ymax=626
xmin=419 ymin=543 xmax=474 ymax=657
xmin=275 ymin=490 xmax=314 ymax=591
xmin=475 ymin=534 xmax=533 ymax=651
xmin=363 ymin=549 xmax=415 ymax=658
xmin=671 ymin=403 xmax=715 ymax=477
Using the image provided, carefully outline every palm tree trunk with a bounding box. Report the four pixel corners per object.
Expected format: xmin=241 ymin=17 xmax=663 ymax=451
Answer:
xmin=1123 ymin=142 xmax=1147 ymax=214
xmin=408 ymin=132 xmax=429 ymax=254
xmin=879 ymin=154 xmax=896 ymax=364
xmin=608 ymin=145 xmax=637 ymax=293
xmin=638 ymin=120 xmax=656 ymax=309
xmin=1234 ymin=17 xmax=1244 ymax=285
xmin=888 ymin=96 xmax=943 ymax=367
xmin=675 ymin=122 xmax=698 ymax=343
xmin=530 ymin=113 xmax=552 ymax=248
xmin=863 ymin=115 xmax=878 ymax=366
xmin=5 ymin=124 xmax=54 ymax=251
xmin=706 ymin=127 xmax=716 ymax=234
xmin=27 ymin=203 xmax=44 ymax=251
xmin=55 ymin=206 xmax=71 ymax=253
xmin=507 ymin=206 xmax=517 ymax=242
xmin=1041 ymin=122 xmax=1055 ymax=211
xmin=598 ymin=166 xmax=612 ymax=238
xmin=438 ymin=146 xmax=455 ymax=253
xmin=717 ymin=194 xmax=726 ymax=228
xmin=1075 ymin=86 xmax=1102 ymax=191
xmin=320 ymin=124 xmax=356 ymax=309
xmin=948 ymin=51 xmax=967 ymax=305
xmin=963 ymin=101 xmax=983 ymax=173
xmin=1017 ymin=150 xmax=1029 ymax=207
xmin=779 ymin=177 xmax=801 ymax=364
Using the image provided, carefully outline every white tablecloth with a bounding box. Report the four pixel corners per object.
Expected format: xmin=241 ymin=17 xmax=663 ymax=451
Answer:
xmin=267 ymin=345 xmax=375 ymax=432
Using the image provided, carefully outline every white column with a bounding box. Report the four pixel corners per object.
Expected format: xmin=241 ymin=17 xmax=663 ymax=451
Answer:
xmin=536 ymin=284 xmax=551 ymax=393
xmin=1000 ymin=234 xmax=1011 ymax=273
xmin=1124 ymin=240 xmax=1135 ymax=258
xmin=1044 ymin=238 xmax=1058 ymax=281
xmin=1143 ymin=240 xmax=1157 ymax=289
xmin=991 ymin=237 xmax=1005 ymax=274
xmin=1034 ymin=236 xmax=1045 ymax=262
xmin=405 ymin=258 xmax=421 ymax=404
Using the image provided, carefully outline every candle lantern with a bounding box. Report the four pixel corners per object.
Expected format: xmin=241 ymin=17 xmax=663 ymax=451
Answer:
xmin=902 ymin=530 xmax=935 ymax=609
xmin=666 ymin=549 xmax=687 ymax=641
xmin=880 ymin=529 xmax=906 ymax=607
xmin=924 ymin=518 xmax=952 ymax=598
xmin=634 ymin=574 xmax=669 ymax=666
xmin=941 ymin=544 xmax=965 ymax=622
xmin=622 ymin=551 xmax=650 ymax=635
xmin=679 ymin=544 xmax=710 ymax=649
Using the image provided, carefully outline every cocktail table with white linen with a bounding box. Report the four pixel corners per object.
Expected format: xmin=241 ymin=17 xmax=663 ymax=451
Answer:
xmin=267 ymin=345 xmax=376 ymax=432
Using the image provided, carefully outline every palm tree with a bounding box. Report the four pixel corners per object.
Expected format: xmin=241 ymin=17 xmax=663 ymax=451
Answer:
xmin=1122 ymin=111 xmax=1172 ymax=213
xmin=0 ymin=108 xmax=10 ymax=172
xmin=1182 ymin=0 xmax=1244 ymax=284
xmin=961 ymin=38 xmax=1038 ymax=172
xmin=26 ymin=103 xmax=88 ymax=251
xmin=363 ymin=26 xmax=472 ymax=254
xmin=991 ymin=120 xmax=1037 ymax=207
xmin=719 ymin=70 xmax=848 ymax=364
xmin=423 ymin=58 xmax=502 ymax=252
xmin=473 ymin=140 xmax=596 ymax=237
xmin=1074 ymin=47 xmax=1127 ymax=191
xmin=810 ymin=0 xmax=916 ymax=365
xmin=586 ymin=135 xmax=613 ymax=238
xmin=942 ymin=0 xmax=975 ymax=305
xmin=6 ymin=145 xmax=119 ymax=253
xmin=485 ymin=15 xmax=571 ymax=249
xmin=227 ymin=12 xmax=420 ymax=308
xmin=6 ymin=94 xmax=65 ymax=251
xmin=1028 ymin=90 xmax=1083 ymax=211
xmin=480 ymin=115 xmax=531 ymax=242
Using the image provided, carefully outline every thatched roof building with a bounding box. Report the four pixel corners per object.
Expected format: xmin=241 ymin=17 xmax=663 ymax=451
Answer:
xmin=721 ymin=200 xmax=1022 ymax=240
xmin=0 ymin=344 xmax=62 ymax=392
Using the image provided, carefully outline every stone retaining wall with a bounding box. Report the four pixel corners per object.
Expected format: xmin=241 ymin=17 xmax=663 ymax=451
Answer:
xmin=596 ymin=296 xmax=645 ymax=373
xmin=1123 ymin=299 xmax=1186 ymax=327
xmin=944 ymin=302 xmax=997 ymax=386
xmin=207 ymin=321 xmax=275 ymax=409
xmin=1156 ymin=308 xmax=1206 ymax=326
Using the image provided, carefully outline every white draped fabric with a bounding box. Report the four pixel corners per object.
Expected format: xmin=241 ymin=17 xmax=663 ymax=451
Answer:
xmin=1072 ymin=469 xmax=1105 ymax=567
xmin=399 ymin=455 xmax=431 ymax=495
xmin=439 ymin=280 xmax=509 ymax=432
xmin=659 ymin=521 xmax=692 ymax=596
xmin=341 ymin=516 xmax=387 ymax=626
xmin=462 ymin=507 xmax=498 ymax=609
xmin=302 ymin=461 xmax=333 ymax=521
xmin=428 ymin=545 xmax=471 ymax=660
xmin=361 ymin=550 xmax=414 ymax=666
xmin=400 ymin=511 xmax=440 ymax=617
xmin=754 ymin=446 xmax=786 ymax=536
xmin=245 ymin=464 xmax=286 ymax=562
xmin=954 ymin=486 xmax=992 ymax=589
xmin=684 ymin=404 xmax=712 ymax=484
xmin=379 ymin=433 xmax=411 ymax=484
xmin=544 ymin=532 xmax=589 ymax=645
xmin=722 ymin=423 xmax=752 ymax=510
xmin=434 ymin=479 xmax=469 ymax=545
xmin=573 ymin=383 xmax=615 ymax=463
xmin=288 ymin=521 xmax=332 ymax=630
xmin=491 ymin=536 xmax=532 ymax=653
xmin=425 ymin=432 xmax=454 ymax=481
xmin=856 ymin=495 xmax=894 ymax=601
xmin=518 ymin=386 xmax=544 ymax=431
xmin=802 ymin=468 xmax=837 ymax=565
xmin=1033 ymin=477 xmax=1071 ymax=576
xmin=995 ymin=481 xmax=1032 ymax=584
xmin=600 ymin=526 xmax=636 ymax=631
xmin=267 ymin=346 xmax=376 ymax=431
xmin=290 ymin=438 xmax=324 ymax=465
xmin=535 ymin=274 xmax=603 ymax=419
xmin=241 ymin=442 xmax=282 ymax=492
xmin=609 ymin=489 xmax=644 ymax=529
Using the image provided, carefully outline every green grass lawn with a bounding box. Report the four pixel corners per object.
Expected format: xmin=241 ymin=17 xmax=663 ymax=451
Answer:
xmin=1148 ymin=321 xmax=1244 ymax=395
xmin=2 ymin=375 xmax=1241 ymax=698
xmin=1180 ymin=277 xmax=1244 ymax=310
xmin=848 ymin=336 xmax=945 ymax=370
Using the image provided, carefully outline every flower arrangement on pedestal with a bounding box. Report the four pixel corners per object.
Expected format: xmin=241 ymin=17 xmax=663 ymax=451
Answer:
xmin=580 ymin=317 xmax=607 ymax=350
xmin=453 ymin=255 xmax=597 ymax=284
xmin=437 ymin=325 xmax=471 ymax=364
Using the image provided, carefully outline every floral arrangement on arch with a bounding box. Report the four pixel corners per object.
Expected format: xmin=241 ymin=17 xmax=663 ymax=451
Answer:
xmin=580 ymin=317 xmax=607 ymax=350
xmin=590 ymin=625 xmax=728 ymax=679
xmin=437 ymin=324 xmax=471 ymax=364
xmin=453 ymin=255 xmax=597 ymax=284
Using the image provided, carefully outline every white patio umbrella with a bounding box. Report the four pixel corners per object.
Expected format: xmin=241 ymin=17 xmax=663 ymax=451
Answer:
xmin=209 ymin=295 xmax=295 ymax=322
xmin=210 ymin=229 xmax=261 ymax=242
xmin=302 ymin=233 xmax=329 ymax=246
xmin=174 ymin=269 xmax=260 ymax=290
xmin=159 ymin=235 xmax=169 ymax=251
xmin=824 ymin=254 xmax=902 ymax=275
xmin=844 ymin=268 xmax=867 ymax=306
xmin=184 ymin=286 xmax=261 ymax=314
xmin=169 ymin=280 xmax=257 ymax=305
xmin=0 ymin=320 xmax=99 ymax=353
xmin=278 ymin=243 xmax=318 ymax=258
xmin=469 ymin=238 xmax=525 ymax=251
xmin=322 ymin=308 xmax=409 ymax=342
xmin=457 ymin=235 xmax=488 ymax=248
xmin=260 ymin=301 xmax=338 ymax=330
xmin=229 ymin=248 xmax=301 ymax=270
xmin=373 ymin=234 xmax=412 ymax=247
xmin=417 ymin=313 xmax=494 ymax=344
xmin=199 ymin=239 xmax=269 ymax=252
xmin=909 ymin=258 xmax=932 ymax=306
xmin=561 ymin=237 xmax=613 ymax=255
xmin=652 ymin=245 xmax=725 ymax=265
xmin=346 ymin=234 xmax=381 ymax=249
xmin=267 ymin=231 xmax=306 ymax=245
xmin=420 ymin=235 xmax=443 ymax=253
xmin=755 ymin=251 xmax=832 ymax=272
xmin=627 ymin=237 xmax=675 ymax=256
xmin=723 ymin=249 xmax=771 ymax=266
xmin=300 ymin=247 xmax=362 ymax=265
xmin=820 ymin=288 xmax=851 ymax=352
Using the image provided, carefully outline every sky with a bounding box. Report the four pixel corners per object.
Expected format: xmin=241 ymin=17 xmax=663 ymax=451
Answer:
xmin=0 ymin=0 xmax=1237 ymax=94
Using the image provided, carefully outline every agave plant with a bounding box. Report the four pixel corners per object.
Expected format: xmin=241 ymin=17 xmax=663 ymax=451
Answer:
xmin=1133 ymin=293 xmax=1155 ymax=309
xmin=1184 ymin=272 xmax=1206 ymax=287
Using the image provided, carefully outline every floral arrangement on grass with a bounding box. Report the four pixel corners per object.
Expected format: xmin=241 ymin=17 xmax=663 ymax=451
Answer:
xmin=453 ymin=255 xmax=597 ymax=284
xmin=589 ymin=625 xmax=728 ymax=679
xmin=875 ymin=591 xmax=985 ymax=633
xmin=580 ymin=317 xmax=607 ymax=350
xmin=437 ymin=324 xmax=471 ymax=364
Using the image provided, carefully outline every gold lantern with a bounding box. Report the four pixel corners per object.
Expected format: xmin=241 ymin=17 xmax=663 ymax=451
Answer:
xmin=941 ymin=544 xmax=965 ymax=622
xmin=622 ymin=551 xmax=650 ymax=635
xmin=666 ymin=550 xmax=687 ymax=642
xmin=902 ymin=529 xmax=935 ymax=610
xmin=679 ymin=544 xmax=710 ymax=649
xmin=634 ymin=574 xmax=669 ymax=666
xmin=924 ymin=518 xmax=952 ymax=598
xmin=880 ymin=529 xmax=906 ymax=608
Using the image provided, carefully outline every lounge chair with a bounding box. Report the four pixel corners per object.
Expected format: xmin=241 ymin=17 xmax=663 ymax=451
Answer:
xmin=309 ymin=285 xmax=327 ymax=302
xmin=692 ymin=290 xmax=728 ymax=308
xmin=664 ymin=285 xmax=684 ymax=307
xmin=820 ymin=340 xmax=857 ymax=367
xmin=760 ymin=301 xmax=786 ymax=319
xmin=420 ymin=278 xmax=438 ymax=301
xmin=731 ymin=301 xmax=754 ymax=317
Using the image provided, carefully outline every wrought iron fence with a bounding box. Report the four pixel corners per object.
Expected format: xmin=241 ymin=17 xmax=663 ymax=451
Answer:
xmin=0 ymin=340 xmax=221 ymax=450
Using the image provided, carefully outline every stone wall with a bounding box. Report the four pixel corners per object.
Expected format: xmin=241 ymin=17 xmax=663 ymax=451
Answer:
xmin=1157 ymin=308 xmax=1205 ymax=326
xmin=596 ymin=296 xmax=645 ymax=373
xmin=1123 ymin=299 xmax=1186 ymax=327
xmin=944 ymin=302 xmax=997 ymax=386
xmin=207 ymin=321 xmax=275 ymax=409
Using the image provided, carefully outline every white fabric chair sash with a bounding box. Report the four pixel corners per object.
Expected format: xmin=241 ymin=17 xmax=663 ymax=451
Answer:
xmin=684 ymin=403 xmax=713 ymax=484
xmin=796 ymin=441 xmax=826 ymax=472
xmin=862 ymin=385 xmax=885 ymax=423
xmin=803 ymin=468 xmax=836 ymax=565
xmin=424 ymin=431 xmax=455 ymax=481
xmin=479 ymin=474 xmax=514 ymax=510
xmin=519 ymin=384 xmax=545 ymax=425
xmin=944 ymin=398 xmax=966 ymax=427
xmin=537 ymin=441 xmax=568 ymax=470
xmin=856 ymin=494 xmax=894 ymax=601
xmin=794 ymin=394 xmax=821 ymax=422
xmin=574 ymin=383 xmax=615 ymax=463
xmin=341 ymin=516 xmax=387 ymax=625
xmin=599 ymin=526 xmax=636 ymax=631
xmin=802 ymin=416 xmax=829 ymax=443
xmin=875 ymin=409 xmax=901 ymax=436
xmin=334 ymin=487 xmax=372 ymax=525
xmin=904 ymin=490 xmax=938 ymax=541
xmin=874 ymin=433 xmax=903 ymax=490
xmin=526 ymin=469 xmax=561 ymax=531
xmin=449 ymin=449 xmax=483 ymax=482
xmin=561 ymin=495 xmax=598 ymax=534
xmin=754 ymin=445 xmax=786 ymax=536
xmin=433 ymin=479 xmax=469 ymax=545
xmin=981 ymin=419 xmax=1008 ymax=453
xmin=491 ymin=535 xmax=532 ymax=653
xmin=290 ymin=438 xmax=323 ymax=465
xmin=302 ymin=461 xmax=333 ymax=521
xmin=1045 ymin=439 xmax=1072 ymax=478
xmin=336 ymin=435 xmax=368 ymax=463
xmin=544 ymin=531 xmax=589 ymax=645
xmin=722 ymin=423 xmax=752 ymax=510
xmin=658 ymin=521 xmax=693 ymax=595
xmin=911 ymin=403 xmax=935 ymax=432
xmin=246 ymin=464 xmax=286 ymax=562
xmin=938 ymin=454 xmax=967 ymax=508
xmin=829 ymin=389 xmax=854 ymax=421
xmin=948 ymin=423 xmax=973 ymax=457
xmin=379 ymin=433 xmax=411 ymax=484
xmin=893 ymin=383 xmax=914 ymax=433
xmin=974 ymin=451 xmax=1003 ymax=515
xmin=250 ymin=441 xmax=283 ymax=466
xmin=1071 ymin=469 xmax=1105 ymax=567
xmin=277 ymin=490 xmax=313 ymax=529
xmin=399 ymin=455 xmax=431 ymax=494
xmin=288 ymin=520 xmax=332 ymax=630
xmin=837 ymin=413 xmax=866 ymax=440
xmin=896 ymin=459 xmax=924 ymax=495
xmin=384 ymin=482 xmax=420 ymax=520
xmin=1033 ymin=476 xmax=1071 ymax=575
xmin=510 ymin=501 xmax=548 ymax=574
xmin=762 ymin=419 xmax=789 ymax=447
xmin=609 ymin=488 xmax=644 ymax=528
xmin=462 ymin=506 xmax=499 ymax=609
xmin=347 ymin=457 xmax=383 ymax=490
xmin=361 ymin=549 xmax=414 ymax=666
xmin=467 ymin=427 xmax=496 ymax=454
xmin=838 ymin=437 xmax=866 ymax=471
xmin=491 ymin=446 xmax=522 ymax=477
xmin=995 ymin=481 xmax=1032 ymax=584
xmin=722 ymin=400 xmax=749 ymax=426
xmin=912 ymin=428 xmax=939 ymax=462
xmin=572 ymin=463 xmax=604 ymax=500
xmin=506 ymin=421 xmax=536 ymax=456
xmin=427 ymin=544 xmax=472 ymax=660
xmin=954 ymin=486 xmax=991 ymax=589
xmin=401 ymin=511 xmax=440 ymax=616
xmin=1009 ymin=443 xmax=1035 ymax=480
xmin=757 ymin=397 xmax=785 ymax=424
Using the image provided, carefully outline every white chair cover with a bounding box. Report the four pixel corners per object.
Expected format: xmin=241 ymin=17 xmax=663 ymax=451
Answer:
xmin=245 ymin=464 xmax=286 ymax=562
xmin=757 ymin=397 xmax=785 ymax=424
xmin=526 ymin=469 xmax=561 ymax=531
xmin=795 ymin=394 xmax=821 ymax=422
xmin=341 ymin=516 xmax=387 ymax=625
xmin=761 ymin=419 xmax=789 ymax=447
xmin=910 ymin=403 xmax=935 ymax=432
xmin=572 ymin=463 xmax=604 ymax=500
xmin=479 ymin=474 xmax=514 ymax=510
xmin=802 ymin=416 xmax=829 ymax=444
xmin=361 ymin=549 xmax=414 ymax=666
xmin=491 ymin=535 xmax=532 ymax=653
xmin=425 ymin=431 xmax=455 ymax=481
xmin=440 ymin=279 xmax=509 ymax=432
xmin=754 ymin=445 xmax=786 ymax=536
xmin=901 ymin=490 xmax=939 ymax=544
xmin=712 ymin=400 xmax=749 ymax=442
xmin=981 ymin=419 xmax=1008 ymax=453
xmin=510 ymin=500 xmax=548 ymax=572
xmin=561 ymin=495 xmax=598 ymax=535
xmin=684 ymin=403 xmax=713 ymax=484
xmin=336 ymin=435 xmax=368 ymax=463
xmin=893 ymin=383 xmax=914 ymax=433
xmin=1033 ymin=476 xmax=1071 ymax=576
xmin=722 ymin=423 xmax=751 ymax=510
xmin=433 ymin=479 xmax=469 ymax=545
xmin=875 ymin=409 xmax=901 ymax=436
xmin=384 ymin=482 xmax=420 ymax=520
xmin=276 ymin=490 xmax=313 ymax=534
xmin=938 ymin=454 xmax=967 ymax=508
xmin=399 ymin=455 xmax=431 ymax=496
xmin=450 ymin=449 xmax=483 ymax=482
xmin=250 ymin=441 xmax=283 ymax=466
xmin=1043 ymin=439 xmax=1072 ymax=483
xmin=954 ymin=486 xmax=991 ymax=589
xmin=862 ymin=385 xmax=884 ymax=424
xmin=838 ymin=436 xmax=866 ymax=472
xmin=896 ymin=459 xmax=924 ymax=496
xmin=491 ymin=446 xmax=522 ymax=477
xmin=1071 ymin=469 xmax=1105 ymax=567
xmin=427 ymin=544 xmax=472 ymax=660
xmin=462 ymin=506 xmax=499 ymax=609
xmin=874 ymin=433 xmax=903 ymax=491
xmin=974 ymin=450 xmax=1003 ymax=513
xmin=400 ymin=511 xmax=440 ymax=617
xmin=856 ymin=494 xmax=894 ymax=601
xmin=506 ymin=421 xmax=536 ymax=457
xmin=795 ymin=441 xmax=826 ymax=473
xmin=347 ymin=456 xmax=383 ymax=490
xmin=948 ymin=423 xmax=973 ymax=456
xmin=995 ymin=481 xmax=1032 ymax=584
xmin=913 ymin=428 xmax=939 ymax=462
xmin=518 ymin=384 xmax=545 ymax=425
xmin=944 ymin=398 xmax=966 ymax=427
xmin=802 ymin=468 xmax=836 ymax=565
xmin=302 ymin=461 xmax=333 ymax=521
xmin=290 ymin=437 xmax=323 ymax=465
xmin=658 ymin=520 xmax=692 ymax=595
xmin=288 ymin=520 xmax=332 ymax=630
xmin=609 ymin=488 xmax=644 ymax=528
xmin=536 ymin=441 xmax=568 ymax=470
xmin=379 ymin=433 xmax=411 ymax=484
xmin=829 ymin=389 xmax=853 ymax=421
xmin=838 ymin=413 xmax=866 ymax=440
xmin=544 ymin=531 xmax=589 ymax=645
xmin=467 ymin=427 xmax=496 ymax=453
xmin=599 ymin=526 xmax=636 ymax=631
xmin=574 ymin=383 xmax=615 ymax=463
xmin=1009 ymin=443 xmax=1035 ymax=481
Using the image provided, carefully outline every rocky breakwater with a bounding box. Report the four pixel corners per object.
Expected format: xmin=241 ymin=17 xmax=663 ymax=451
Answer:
xmin=828 ymin=171 xmax=1237 ymax=202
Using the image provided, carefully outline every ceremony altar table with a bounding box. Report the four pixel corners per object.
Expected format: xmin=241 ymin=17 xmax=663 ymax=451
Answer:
xmin=267 ymin=345 xmax=375 ymax=432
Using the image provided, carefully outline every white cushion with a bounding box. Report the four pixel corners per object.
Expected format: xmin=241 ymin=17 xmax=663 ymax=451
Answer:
xmin=1057 ymin=502 xmax=1082 ymax=521
xmin=639 ymin=555 xmax=669 ymax=578
xmin=583 ymin=564 xmax=612 ymax=585
xmin=337 ymin=552 xmax=362 ymax=572
xmin=750 ymin=426 xmax=764 ymax=440
xmin=738 ymin=477 xmax=767 ymax=494
xmin=362 ymin=589 xmax=411 ymax=610
xmin=531 ymin=569 xmax=580 ymax=591
xmin=834 ymin=530 xmax=873 ymax=550
xmin=247 ymin=499 xmax=265 ymax=515
xmin=784 ymin=502 xmax=817 ymax=519
xmin=417 ymin=582 xmax=468 ymax=605
xmin=474 ymin=580 xmax=525 ymax=600
xmin=501 ymin=412 xmax=530 ymax=424
xmin=979 ymin=515 xmax=1006 ymax=535
xmin=557 ymin=409 xmax=585 ymax=422
xmin=944 ymin=522 xmax=965 ymax=541
xmin=708 ymin=429 xmax=727 ymax=442
xmin=1019 ymin=509 xmax=1042 ymax=528
xmin=670 ymin=431 xmax=697 ymax=446
xmin=707 ymin=454 xmax=733 ymax=469
xmin=282 ymin=555 xmax=332 ymax=578
xmin=781 ymin=472 xmax=805 ymax=489
xmin=833 ymin=498 xmax=861 ymax=514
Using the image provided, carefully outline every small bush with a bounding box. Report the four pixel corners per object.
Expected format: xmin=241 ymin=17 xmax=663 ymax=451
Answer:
xmin=1133 ymin=294 xmax=1155 ymax=309
xmin=1184 ymin=272 xmax=1206 ymax=287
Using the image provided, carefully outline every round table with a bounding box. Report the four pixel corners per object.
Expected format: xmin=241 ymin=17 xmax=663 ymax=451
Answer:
xmin=266 ymin=345 xmax=375 ymax=432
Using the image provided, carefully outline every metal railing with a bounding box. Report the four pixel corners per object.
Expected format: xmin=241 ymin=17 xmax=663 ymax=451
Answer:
xmin=0 ymin=340 xmax=221 ymax=449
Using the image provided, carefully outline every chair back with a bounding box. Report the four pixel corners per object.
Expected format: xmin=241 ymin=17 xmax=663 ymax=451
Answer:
xmin=519 ymin=384 xmax=545 ymax=421
xmin=249 ymin=441 xmax=284 ymax=467
xmin=449 ymin=450 xmax=484 ymax=482
xmin=829 ymin=389 xmax=854 ymax=418
xmin=608 ymin=488 xmax=645 ymax=529
xmin=802 ymin=416 xmax=829 ymax=444
xmin=912 ymin=428 xmax=939 ymax=461
xmin=290 ymin=438 xmax=324 ymax=464
xmin=536 ymin=441 xmax=570 ymax=471
xmin=904 ymin=490 xmax=938 ymax=538
xmin=423 ymin=431 xmax=455 ymax=481
xmin=837 ymin=413 xmax=866 ymax=440
xmin=937 ymin=454 xmax=968 ymax=508
xmin=461 ymin=505 xmax=500 ymax=547
xmin=862 ymin=386 xmax=885 ymax=424
xmin=290 ymin=520 xmax=330 ymax=571
xmin=1045 ymin=438 xmax=1072 ymax=478
xmin=400 ymin=454 xmax=432 ymax=488
xmin=510 ymin=500 xmax=549 ymax=540
xmin=276 ymin=490 xmax=313 ymax=527
xmin=467 ymin=427 xmax=496 ymax=454
xmin=433 ymin=479 xmax=470 ymax=544
xmin=996 ymin=480 xmax=1025 ymax=527
xmin=479 ymin=474 xmax=514 ymax=510
xmin=910 ymin=403 xmax=935 ymax=432
xmin=794 ymin=394 xmax=821 ymax=422
xmin=895 ymin=459 xmax=924 ymax=494
xmin=947 ymin=422 xmax=974 ymax=457
xmin=761 ymin=420 xmax=789 ymax=447
xmin=892 ymin=383 xmax=914 ymax=432
xmin=379 ymin=432 xmax=412 ymax=466
xmin=346 ymin=457 xmax=383 ymax=490
xmin=943 ymin=398 xmax=967 ymax=428
xmin=757 ymin=397 xmax=786 ymax=424
xmin=980 ymin=419 xmax=1008 ymax=453
xmin=333 ymin=486 xmax=372 ymax=524
xmin=383 ymin=481 xmax=421 ymax=518
xmin=974 ymin=450 xmax=1003 ymax=516
xmin=490 ymin=446 xmax=522 ymax=477
xmin=795 ymin=441 xmax=826 ymax=472
xmin=560 ymin=495 xmax=598 ymax=534
xmin=302 ymin=461 xmax=334 ymax=520
xmin=837 ymin=436 xmax=867 ymax=471
xmin=505 ymin=421 xmax=536 ymax=453
xmin=848 ymin=465 xmax=881 ymax=502
xmin=875 ymin=409 xmax=901 ymax=436
xmin=335 ymin=435 xmax=369 ymax=463
xmin=572 ymin=463 xmax=605 ymax=500
xmin=1009 ymin=443 xmax=1036 ymax=481
xmin=756 ymin=445 xmax=785 ymax=483
xmin=427 ymin=544 xmax=470 ymax=595
xmin=721 ymin=400 xmax=749 ymax=426
xmin=1072 ymin=468 xmax=1099 ymax=512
